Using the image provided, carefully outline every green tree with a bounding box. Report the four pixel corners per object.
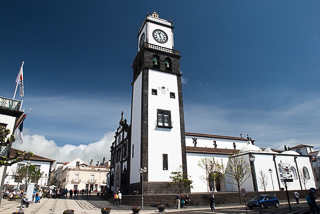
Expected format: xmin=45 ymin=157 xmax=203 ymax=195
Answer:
xmin=16 ymin=164 xmax=42 ymax=186
xmin=225 ymin=155 xmax=251 ymax=203
xmin=198 ymin=157 xmax=225 ymax=191
xmin=0 ymin=126 xmax=33 ymax=166
xmin=169 ymin=165 xmax=193 ymax=193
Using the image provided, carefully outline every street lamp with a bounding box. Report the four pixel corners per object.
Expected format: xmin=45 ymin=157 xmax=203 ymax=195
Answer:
xmin=20 ymin=160 xmax=31 ymax=211
xmin=249 ymin=155 xmax=258 ymax=192
xmin=269 ymin=168 xmax=275 ymax=195
xmin=139 ymin=167 xmax=147 ymax=209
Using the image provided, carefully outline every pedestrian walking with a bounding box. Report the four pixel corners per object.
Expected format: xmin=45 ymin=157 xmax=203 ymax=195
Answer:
xmin=307 ymin=188 xmax=318 ymax=214
xmin=293 ymin=191 xmax=299 ymax=207
xmin=69 ymin=189 xmax=73 ymax=198
xmin=176 ymin=193 xmax=181 ymax=209
xmin=114 ymin=192 xmax=118 ymax=205
xmin=209 ymin=195 xmax=215 ymax=212
xmin=118 ymin=191 xmax=122 ymax=205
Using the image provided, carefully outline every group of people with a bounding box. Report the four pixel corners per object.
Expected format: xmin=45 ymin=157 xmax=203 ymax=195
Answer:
xmin=113 ymin=191 xmax=122 ymax=205
xmin=175 ymin=193 xmax=190 ymax=209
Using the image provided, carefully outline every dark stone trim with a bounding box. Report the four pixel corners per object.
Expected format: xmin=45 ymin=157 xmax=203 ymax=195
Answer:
xmin=141 ymin=69 xmax=149 ymax=182
xmin=177 ymin=75 xmax=187 ymax=177
xmin=294 ymin=156 xmax=303 ymax=190
xmin=273 ymin=155 xmax=281 ymax=191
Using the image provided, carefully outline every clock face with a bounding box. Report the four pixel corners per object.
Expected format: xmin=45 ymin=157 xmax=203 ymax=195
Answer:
xmin=139 ymin=33 xmax=145 ymax=49
xmin=152 ymin=29 xmax=168 ymax=43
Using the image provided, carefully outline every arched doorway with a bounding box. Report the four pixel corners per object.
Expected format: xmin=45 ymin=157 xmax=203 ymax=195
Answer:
xmin=209 ymin=172 xmax=225 ymax=192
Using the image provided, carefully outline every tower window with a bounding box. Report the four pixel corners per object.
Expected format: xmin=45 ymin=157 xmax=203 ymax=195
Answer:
xmin=170 ymin=92 xmax=175 ymax=99
xmin=163 ymin=154 xmax=168 ymax=170
xmin=157 ymin=109 xmax=172 ymax=128
xmin=152 ymin=89 xmax=157 ymax=95
xmin=152 ymin=55 xmax=160 ymax=68
xmin=132 ymin=144 xmax=134 ymax=158
xmin=303 ymin=167 xmax=310 ymax=179
xmin=165 ymin=57 xmax=172 ymax=71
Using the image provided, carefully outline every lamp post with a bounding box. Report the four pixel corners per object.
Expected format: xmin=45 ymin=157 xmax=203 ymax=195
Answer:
xmin=269 ymin=168 xmax=275 ymax=195
xmin=20 ymin=160 xmax=31 ymax=211
xmin=249 ymin=155 xmax=258 ymax=192
xmin=139 ymin=167 xmax=147 ymax=209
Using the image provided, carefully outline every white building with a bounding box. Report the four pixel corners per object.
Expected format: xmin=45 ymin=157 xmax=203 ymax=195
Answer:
xmin=108 ymin=12 xmax=317 ymax=195
xmin=3 ymin=148 xmax=55 ymax=190
xmin=0 ymin=96 xmax=24 ymax=201
xmin=54 ymin=158 xmax=109 ymax=192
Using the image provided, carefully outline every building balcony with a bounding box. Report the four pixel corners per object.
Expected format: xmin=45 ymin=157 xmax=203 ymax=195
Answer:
xmin=87 ymin=179 xmax=97 ymax=184
xmin=0 ymin=96 xmax=21 ymax=111
xmin=71 ymin=179 xmax=81 ymax=184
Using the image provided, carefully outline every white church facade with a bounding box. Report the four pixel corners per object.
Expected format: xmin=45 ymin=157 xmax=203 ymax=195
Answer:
xmin=108 ymin=12 xmax=317 ymax=195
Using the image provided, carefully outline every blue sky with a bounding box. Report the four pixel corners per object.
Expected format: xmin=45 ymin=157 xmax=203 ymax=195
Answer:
xmin=1 ymin=0 xmax=320 ymax=163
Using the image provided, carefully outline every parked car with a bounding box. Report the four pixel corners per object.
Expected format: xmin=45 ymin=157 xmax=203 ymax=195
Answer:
xmin=247 ymin=195 xmax=279 ymax=209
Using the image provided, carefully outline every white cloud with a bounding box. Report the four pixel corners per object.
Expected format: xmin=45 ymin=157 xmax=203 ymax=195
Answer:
xmin=181 ymin=77 xmax=188 ymax=84
xmin=12 ymin=132 xmax=115 ymax=164
xmin=184 ymin=97 xmax=320 ymax=150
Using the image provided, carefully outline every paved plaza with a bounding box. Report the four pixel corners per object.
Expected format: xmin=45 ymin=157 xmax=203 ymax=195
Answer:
xmin=0 ymin=195 xmax=314 ymax=214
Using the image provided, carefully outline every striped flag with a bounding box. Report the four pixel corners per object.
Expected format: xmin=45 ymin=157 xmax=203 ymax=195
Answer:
xmin=15 ymin=121 xmax=24 ymax=144
xmin=14 ymin=113 xmax=27 ymax=144
xmin=15 ymin=61 xmax=24 ymax=97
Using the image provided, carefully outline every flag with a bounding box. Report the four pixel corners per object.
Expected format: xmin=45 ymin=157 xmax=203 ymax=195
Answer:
xmin=14 ymin=113 xmax=27 ymax=131
xmin=15 ymin=121 xmax=24 ymax=144
xmin=15 ymin=61 xmax=24 ymax=97
xmin=14 ymin=113 xmax=27 ymax=144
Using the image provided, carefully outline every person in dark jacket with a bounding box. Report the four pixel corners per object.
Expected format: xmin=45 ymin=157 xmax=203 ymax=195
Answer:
xmin=209 ymin=195 xmax=215 ymax=212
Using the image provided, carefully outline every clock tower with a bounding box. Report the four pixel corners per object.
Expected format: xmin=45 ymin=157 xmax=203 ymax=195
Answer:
xmin=130 ymin=12 xmax=187 ymax=194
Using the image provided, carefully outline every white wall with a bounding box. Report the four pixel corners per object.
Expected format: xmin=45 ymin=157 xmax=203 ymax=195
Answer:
xmin=187 ymin=153 xmax=229 ymax=193
xmin=130 ymin=72 xmax=142 ymax=184
xmin=148 ymin=69 xmax=182 ymax=182
xmin=4 ymin=160 xmax=51 ymax=188
xmin=185 ymin=136 xmax=249 ymax=150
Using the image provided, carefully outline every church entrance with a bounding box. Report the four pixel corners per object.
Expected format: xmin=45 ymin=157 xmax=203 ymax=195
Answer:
xmin=209 ymin=172 xmax=225 ymax=192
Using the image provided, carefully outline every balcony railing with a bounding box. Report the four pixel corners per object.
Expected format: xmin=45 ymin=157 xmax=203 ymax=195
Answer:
xmin=71 ymin=179 xmax=81 ymax=184
xmin=0 ymin=97 xmax=21 ymax=111
xmin=87 ymin=179 xmax=97 ymax=184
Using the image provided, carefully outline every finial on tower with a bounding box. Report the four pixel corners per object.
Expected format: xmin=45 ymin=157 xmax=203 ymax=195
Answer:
xmin=152 ymin=12 xmax=159 ymax=18
xmin=119 ymin=111 xmax=124 ymax=125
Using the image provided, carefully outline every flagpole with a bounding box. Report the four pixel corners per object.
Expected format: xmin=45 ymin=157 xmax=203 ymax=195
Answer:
xmin=13 ymin=61 xmax=24 ymax=100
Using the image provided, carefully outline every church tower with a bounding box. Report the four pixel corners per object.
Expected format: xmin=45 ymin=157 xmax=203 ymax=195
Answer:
xmin=129 ymin=12 xmax=187 ymax=194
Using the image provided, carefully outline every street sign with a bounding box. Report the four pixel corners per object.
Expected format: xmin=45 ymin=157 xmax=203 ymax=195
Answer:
xmin=241 ymin=188 xmax=247 ymax=197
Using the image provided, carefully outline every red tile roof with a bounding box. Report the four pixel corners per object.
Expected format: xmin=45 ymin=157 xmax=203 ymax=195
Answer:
xmin=290 ymin=144 xmax=314 ymax=149
xmin=9 ymin=148 xmax=55 ymax=163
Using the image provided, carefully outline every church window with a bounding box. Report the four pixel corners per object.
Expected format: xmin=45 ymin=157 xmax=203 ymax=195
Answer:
xmin=157 ymin=109 xmax=172 ymax=128
xmin=132 ymin=144 xmax=134 ymax=158
xmin=165 ymin=57 xmax=172 ymax=70
xmin=290 ymin=166 xmax=298 ymax=179
xmin=303 ymin=167 xmax=310 ymax=179
xmin=0 ymin=123 xmax=7 ymax=128
xmin=163 ymin=154 xmax=168 ymax=170
xmin=170 ymin=92 xmax=175 ymax=99
xmin=76 ymin=161 xmax=80 ymax=167
xmin=152 ymin=89 xmax=157 ymax=95
xmin=152 ymin=55 xmax=160 ymax=68
xmin=123 ymin=142 xmax=127 ymax=158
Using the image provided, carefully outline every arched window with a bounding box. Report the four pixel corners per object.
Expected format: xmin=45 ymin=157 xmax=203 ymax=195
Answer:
xmin=303 ymin=167 xmax=310 ymax=179
xmin=152 ymin=55 xmax=160 ymax=68
xmin=164 ymin=57 xmax=172 ymax=70
xmin=290 ymin=166 xmax=298 ymax=179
